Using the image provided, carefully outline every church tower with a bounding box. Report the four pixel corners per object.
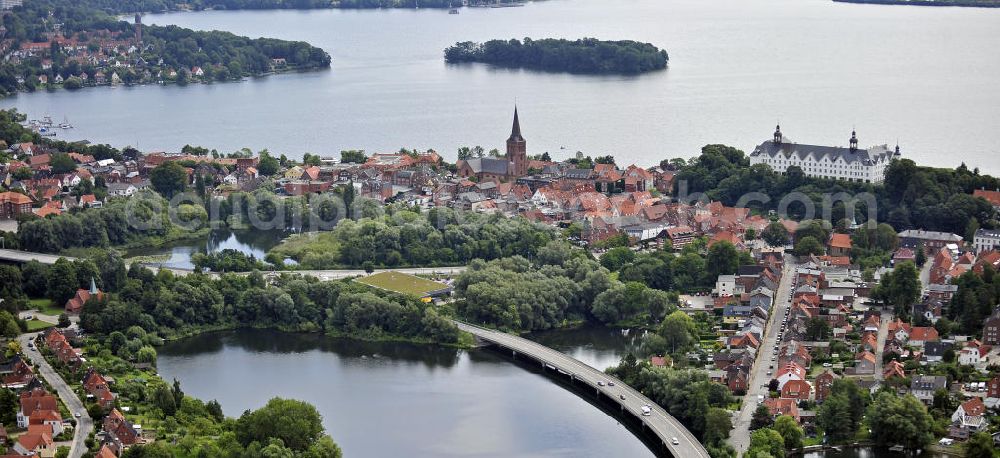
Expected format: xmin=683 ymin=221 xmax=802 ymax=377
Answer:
xmin=506 ymin=107 xmax=528 ymax=177
xmin=135 ymin=13 xmax=142 ymax=45
xmin=773 ymin=124 xmax=782 ymax=144
xmin=849 ymin=129 xmax=858 ymax=152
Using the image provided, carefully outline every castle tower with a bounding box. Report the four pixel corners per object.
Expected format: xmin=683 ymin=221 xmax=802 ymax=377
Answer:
xmin=849 ymin=129 xmax=858 ymax=152
xmin=506 ymin=107 xmax=528 ymax=177
xmin=773 ymin=124 xmax=782 ymax=144
xmin=135 ymin=13 xmax=142 ymax=45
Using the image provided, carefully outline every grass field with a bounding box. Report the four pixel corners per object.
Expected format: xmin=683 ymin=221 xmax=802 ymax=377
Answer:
xmin=29 ymin=298 xmax=64 ymax=316
xmin=355 ymin=271 xmax=450 ymax=297
xmin=26 ymin=319 xmax=54 ymax=332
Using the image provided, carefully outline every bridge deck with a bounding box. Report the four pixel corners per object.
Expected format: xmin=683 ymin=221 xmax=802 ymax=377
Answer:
xmin=455 ymin=322 xmax=710 ymax=458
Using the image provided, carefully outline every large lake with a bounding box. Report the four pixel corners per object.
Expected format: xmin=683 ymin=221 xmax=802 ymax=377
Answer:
xmin=3 ymin=0 xmax=1000 ymax=173
xmin=157 ymin=327 xmax=653 ymax=457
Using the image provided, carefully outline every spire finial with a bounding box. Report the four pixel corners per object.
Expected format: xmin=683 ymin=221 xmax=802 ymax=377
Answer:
xmin=509 ymin=106 xmax=523 ymax=142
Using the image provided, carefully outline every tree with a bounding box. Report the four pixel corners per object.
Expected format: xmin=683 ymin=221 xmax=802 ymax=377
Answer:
xmin=793 ymin=236 xmax=825 ymax=256
xmin=150 ymin=162 xmax=187 ymax=198
xmin=761 ymin=221 xmax=790 ymax=247
xmin=47 ymin=258 xmax=78 ymax=304
xmin=658 ymin=311 xmax=697 ymax=356
xmin=57 ymin=313 xmax=70 ymax=328
xmin=964 ymin=432 xmax=998 ymax=458
xmin=750 ymin=404 xmax=773 ymax=430
xmin=704 ymin=407 xmax=732 ymax=445
xmin=0 ymin=312 xmax=19 ymax=338
xmin=236 ymin=398 xmax=325 ymax=451
xmin=154 ymin=384 xmax=176 ymax=416
xmin=49 ymin=153 xmax=77 ymax=174
xmin=872 ymin=261 xmax=921 ymax=316
xmin=206 ymin=399 xmax=224 ymax=423
xmin=257 ymin=151 xmax=280 ymax=176
xmin=915 ymin=245 xmax=927 ymax=266
xmin=804 ymin=317 xmax=831 ymax=341
xmin=866 ymin=392 xmax=934 ymax=451
xmin=746 ymin=428 xmax=785 ymax=458
xmin=706 ymin=241 xmax=740 ymax=280
xmin=772 ymin=415 xmax=803 ymax=450
xmin=599 ymin=247 xmax=635 ymax=271
xmin=340 ymin=150 xmax=367 ymax=164
xmin=817 ymin=393 xmax=853 ymax=442
xmin=55 ymin=446 xmax=70 ymax=458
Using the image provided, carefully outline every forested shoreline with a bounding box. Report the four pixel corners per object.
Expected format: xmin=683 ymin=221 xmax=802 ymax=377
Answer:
xmin=444 ymin=38 xmax=669 ymax=75
xmin=0 ymin=0 xmax=331 ymax=96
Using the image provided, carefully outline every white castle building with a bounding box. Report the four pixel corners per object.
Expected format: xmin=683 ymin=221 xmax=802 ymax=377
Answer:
xmin=748 ymin=126 xmax=901 ymax=184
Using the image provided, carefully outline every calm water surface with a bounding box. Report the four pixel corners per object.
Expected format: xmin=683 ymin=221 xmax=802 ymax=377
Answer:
xmin=3 ymin=0 xmax=999 ymax=173
xmin=157 ymin=328 xmax=653 ymax=457
xmin=125 ymin=228 xmax=286 ymax=269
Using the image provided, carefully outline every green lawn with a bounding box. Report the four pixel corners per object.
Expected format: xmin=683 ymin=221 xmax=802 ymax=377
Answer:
xmin=355 ymin=271 xmax=450 ymax=297
xmin=28 ymin=298 xmax=64 ymax=316
xmin=26 ymin=319 xmax=54 ymax=332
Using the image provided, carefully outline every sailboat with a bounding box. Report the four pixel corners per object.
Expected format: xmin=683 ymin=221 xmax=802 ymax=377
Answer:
xmin=59 ymin=116 xmax=73 ymax=129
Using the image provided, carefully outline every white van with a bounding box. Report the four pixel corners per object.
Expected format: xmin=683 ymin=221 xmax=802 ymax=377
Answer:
xmin=641 ymin=405 xmax=652 ymax=416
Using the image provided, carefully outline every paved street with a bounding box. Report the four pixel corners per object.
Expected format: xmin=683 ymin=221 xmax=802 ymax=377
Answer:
xmin=873 ymin=310 xmax=892 ymax=381
xmin=728 ymin=255 xmax=797 ymax=453
xmin=19 ymin=333 xmax=93 ymax=458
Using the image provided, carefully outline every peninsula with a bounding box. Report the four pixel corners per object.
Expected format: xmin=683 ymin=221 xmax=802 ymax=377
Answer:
xmin=444 ymin=38 xmax=669 ymax=75
xmin=0 ymin=0 xmax=331 ymax=97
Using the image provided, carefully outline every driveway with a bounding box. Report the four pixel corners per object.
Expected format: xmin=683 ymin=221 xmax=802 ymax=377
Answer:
xmin=19 ymin=333 xmax=93 ymax=458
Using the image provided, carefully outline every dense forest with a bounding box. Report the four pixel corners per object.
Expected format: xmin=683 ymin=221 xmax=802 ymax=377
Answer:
xmin=61 ymin=0 xmax=468 ymax=14
xmin=0 ymin=0 xmax=330 ymax=96
xmin=0 ymin=251 xmax=461 ymax=342
xmin=444 ymin=38 xmax=669 ymax=75
xmin=269 ymin=206 xmax=557 ymax=269
xmin=668 ymin=144 xmax=1000 ymax=235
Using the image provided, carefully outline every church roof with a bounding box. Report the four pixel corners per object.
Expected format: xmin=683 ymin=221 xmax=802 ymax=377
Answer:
xmin=462 ymin=158 xmax=511 ymax=176
xmin=508 ymin=107 xmax=524 ymax=143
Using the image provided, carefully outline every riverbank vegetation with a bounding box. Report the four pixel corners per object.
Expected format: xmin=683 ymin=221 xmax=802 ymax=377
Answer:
xmin=444 ymin=38 xmax=669 ymax=75
xmin=73 ymin=0 xmax=474 ymax=14
xmin=268 ymin=207 xmax=556 ymax=269
xmin=0 ymin=0 xmax=331 ymax=97
xmin=668 ymin=144 xmax=999 ymax=235
xmin=833 ymin=0 xmax=1000 ymax=7
xmin=39 ymin=327 xmax=343 ymax=457
xmin=606 ymin=356 xmax=738 ymax=458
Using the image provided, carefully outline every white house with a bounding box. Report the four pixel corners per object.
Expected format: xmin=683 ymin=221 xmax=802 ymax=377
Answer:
xmin=974 ymin=228 xmax=1000 ymax=253
xmin=106 ymin=183 xmax=137 ymax=197
xmin=958 ymin=344 xmax=987 ymax=366
xmin=716 ymin=275 xmax=736 ymax=297
xmin=748 ymin=126 xmax=900 ymax=184
xmin=952 ymin=398 xmax=988 ymax=432
xmin=775 ymin=362 xmax=807 ymax=389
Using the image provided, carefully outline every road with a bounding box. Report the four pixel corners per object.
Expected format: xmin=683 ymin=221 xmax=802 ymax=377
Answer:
xmin=0 ymin=248 xmax=466 ymax=280
xmin=873 ymin=310 xmax=892 ymax=381
xmin=19 ymin=333 xmax=93 ymax=458
xmin=455 ymin=321 xmax=710 ymax=458
xmin=728 ymin=255 xmax=797 ymax=453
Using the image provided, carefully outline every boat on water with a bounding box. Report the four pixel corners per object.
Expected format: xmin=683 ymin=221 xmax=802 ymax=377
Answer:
xmin=59 ymin=116 xmax=73 ymax=129
xmin=449 ymin=8 xmax=459 ymax=14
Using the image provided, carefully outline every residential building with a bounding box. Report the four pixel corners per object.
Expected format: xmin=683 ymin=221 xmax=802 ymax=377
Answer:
xmin=911 ymin=375 xmax=948 ymax=405
xmin=814 ymin=370 xmax=839 ymax=403
xmin=951 ymin=397 xmax=988 ymax=432
xmin=984 ymin=308 xmax=1000 ymax=345
xmin=65 ymin=278 xmax=104 ymax=314
xmin=0 ymin=191 xmax=32 ymax=219
xmin=897 ymin=230 xmax=963 ymax=251
xmin=748 ymin=126 xmax=899 ymax=184
xmin=973 ymin=228 xmax=1000 ymax=253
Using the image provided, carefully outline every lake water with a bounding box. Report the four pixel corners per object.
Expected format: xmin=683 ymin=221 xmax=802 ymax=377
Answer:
xmin=3 ymin=0 xmax=1000 ymax=173
xmin=157 ymin=327 xmax=654 ymax=458
xmin=125 ymin=228 xmax=287 ymax=269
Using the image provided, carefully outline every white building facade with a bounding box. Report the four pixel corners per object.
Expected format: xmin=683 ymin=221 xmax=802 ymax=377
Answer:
xmin=748 ymin=126 xmax=900 ymax=184
xmin=973 ymin=229 xmax=1000 ymax=253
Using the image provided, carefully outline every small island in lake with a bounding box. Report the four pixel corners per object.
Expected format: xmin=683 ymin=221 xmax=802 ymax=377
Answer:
xmin=444 ymin=38 xmax=669 ymax=75
xmin=833 ymin=0 xmax=1000 ymax=7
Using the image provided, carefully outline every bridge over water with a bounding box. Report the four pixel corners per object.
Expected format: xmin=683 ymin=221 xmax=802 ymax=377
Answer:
xmin=454 ymin=321 xmax=710 ymax=458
